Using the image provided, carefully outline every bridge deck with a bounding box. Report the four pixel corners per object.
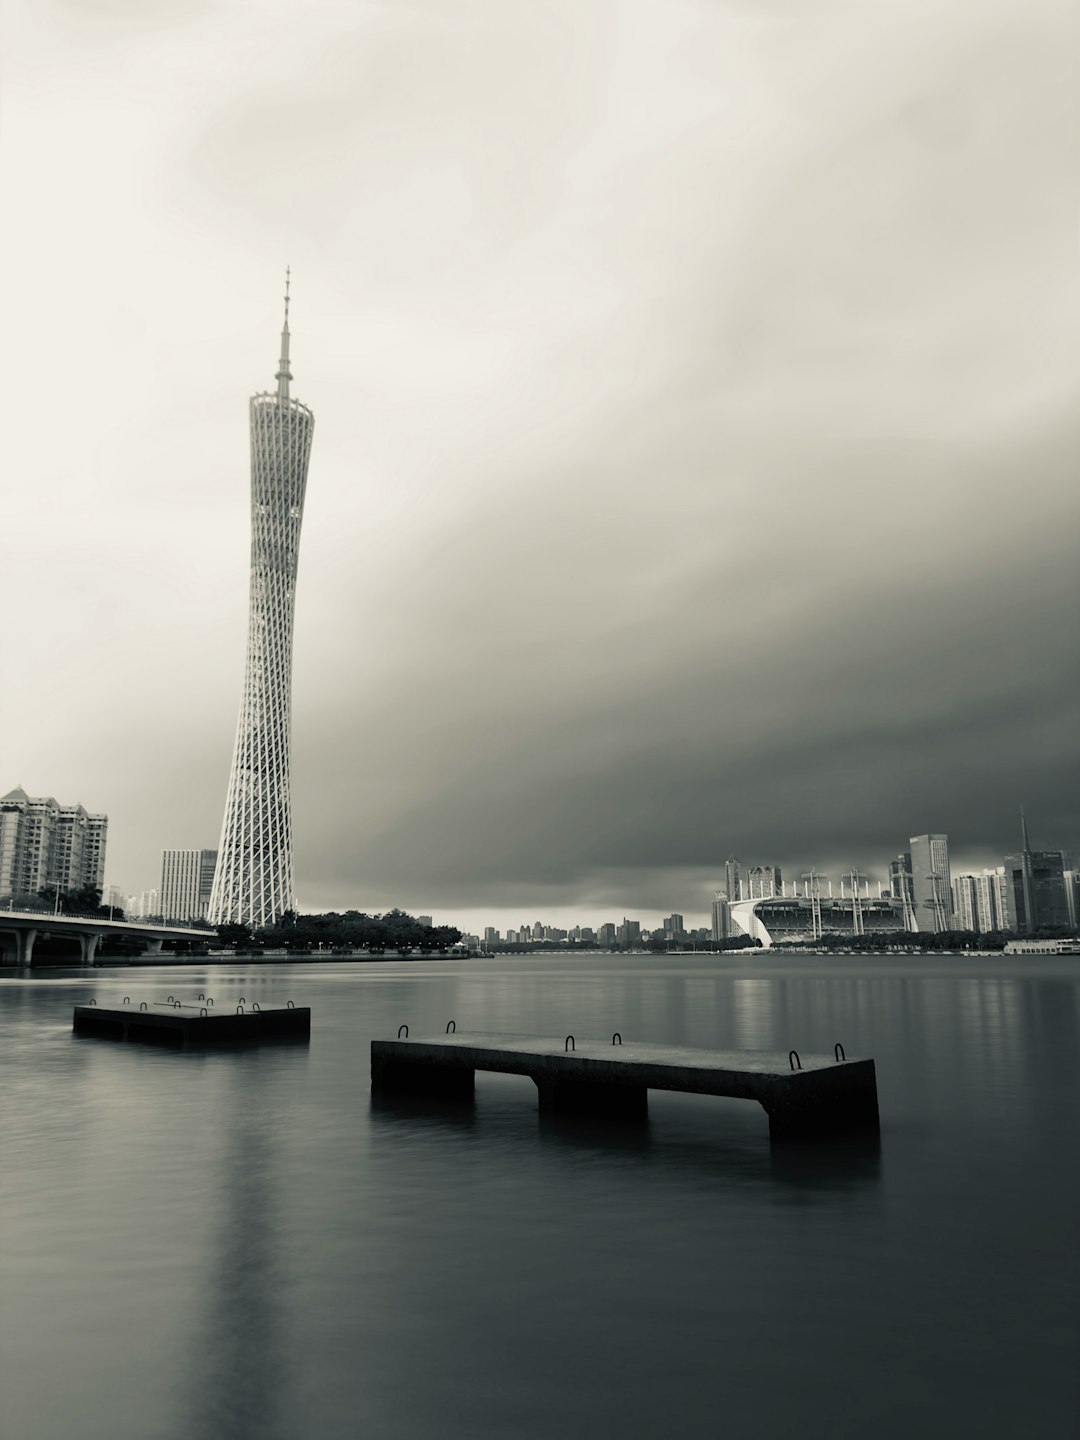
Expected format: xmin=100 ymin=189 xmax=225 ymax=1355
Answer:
xmin=371 ymin=1031 xmax=879 ymax=1139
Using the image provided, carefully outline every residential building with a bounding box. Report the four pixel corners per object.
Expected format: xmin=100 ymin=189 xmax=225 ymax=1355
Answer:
xmin=973 ymin=870 xmax=1003 ymax=932
xmin=724 ymin=856 xmax=742 ymax=902
xmin=952 ymin=875 xmax=979 ymax=933
xmin=101 ymin=884 xmax=126 ymax=913
xmin=598 ymin=923 xmax=617 ymax=947
xmin=710 ymin=892 xmax=732 ymax=941
xmin=125 ymin=889 xmax=159 ymax=920
xmin=909 ymin=834 xmax=953 ymax=932
xmin=0 ymin=787 xmax=108 ymax=899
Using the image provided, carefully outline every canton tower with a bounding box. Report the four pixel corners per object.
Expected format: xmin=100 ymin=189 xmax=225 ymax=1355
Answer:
xmin=208 ymin=273 xmax=314 ymax=927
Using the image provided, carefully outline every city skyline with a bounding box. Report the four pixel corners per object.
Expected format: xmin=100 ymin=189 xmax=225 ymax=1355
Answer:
xmin=95 ymin=811 xmax=1077 ymax=941
xmin=3 ymin=2 xmax=1077 ymax=921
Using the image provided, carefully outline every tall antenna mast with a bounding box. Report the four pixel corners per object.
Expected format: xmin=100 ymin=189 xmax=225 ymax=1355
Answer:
xmin=276 ymin=266 xmax=292 ymax=401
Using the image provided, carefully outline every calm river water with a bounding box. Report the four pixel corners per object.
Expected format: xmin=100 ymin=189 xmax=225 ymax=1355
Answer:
xmin=1 ymin=954 xmax=1077 ymax=1439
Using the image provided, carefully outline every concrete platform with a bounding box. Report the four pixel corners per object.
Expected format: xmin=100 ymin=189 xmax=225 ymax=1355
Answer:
xmin=73 ymin=1001 xmax=310 ymax=1047
xmin=371 ymin=1031 xmax=879 ymax=1139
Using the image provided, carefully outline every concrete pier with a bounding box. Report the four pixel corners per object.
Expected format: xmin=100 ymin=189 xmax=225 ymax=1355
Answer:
xmin=74 ymin=1002 xmax=310 ymax=1046
xmin=371 ymin=1032 xmax=879 ymax=1139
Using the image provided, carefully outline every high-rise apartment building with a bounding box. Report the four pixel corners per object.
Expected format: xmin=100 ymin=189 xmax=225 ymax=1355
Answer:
xmin=160 ymin=849 xmax=218 ymax=923
xmin=125 ymin=889 xmax=160 ymax=920
xmin=209 ymin=277 xmax=315 ymax=928
xmin=101 ymin=884 xmax=126 ymax=913
xmin=954 ymin=871 xmax=1011 ymax=934
xmin=952 ymin=876 xmax=979 ymax=933
xmin=598 ymin=923 xmax=617 ymax=946
xmin=724 ymin=856 xmax=742 ymax=902
xmin=909 ymin=834 xmax=953 ymax=932
xmin=0 ymin=787 xmax=107 ymax=899
xmin=710 ymin=892 xmax=732 ymax=941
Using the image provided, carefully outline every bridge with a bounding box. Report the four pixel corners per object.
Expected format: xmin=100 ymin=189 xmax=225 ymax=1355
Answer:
xmin=0 ymin=909 xmax=215 ymax=966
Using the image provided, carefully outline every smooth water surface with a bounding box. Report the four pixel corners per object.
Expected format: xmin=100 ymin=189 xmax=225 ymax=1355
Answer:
xmin=2 ymin=954 xmax=1077 ymax=1439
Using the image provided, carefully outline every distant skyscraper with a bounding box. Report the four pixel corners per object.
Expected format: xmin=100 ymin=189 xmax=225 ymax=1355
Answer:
xmin=710 ymin=891 xmax=732 ymax=941
xmin=746 ymin=866 xmax=781 ymax=900
xmin=161 ymin=849 xmax=218 ymax=923
xmin=1000 ymin=810 xmax=1069 ymax=935
xmin=724 ymin=856 xmax=742 ymax=902
xmin=956 ymin=864 xmax=1008 ymax=933
xmin=0 ymin=787 xmax=107 ymax=898
xmin=209 ymin=277 xmax=315 ymax=928
xmin=125 ymin=889 xmax=160 ymax=920
xmin=909 ymin=834 xmax=953 ymax=932
xmin=1063 ymin=871 xmax=1080 ymax=931
xmin=101 ymin=884 xmax=125 ymax=913
xmin=952 ymin=875 xmax=979 ymax=933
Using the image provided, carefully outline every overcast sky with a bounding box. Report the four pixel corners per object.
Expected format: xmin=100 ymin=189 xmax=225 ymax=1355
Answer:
xmin=3 ymin=0 xmax=1077 ymax=930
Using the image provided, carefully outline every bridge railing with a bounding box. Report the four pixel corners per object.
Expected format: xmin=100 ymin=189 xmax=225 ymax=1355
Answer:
xmin=0 ymin=906 xmax=214 ymax=933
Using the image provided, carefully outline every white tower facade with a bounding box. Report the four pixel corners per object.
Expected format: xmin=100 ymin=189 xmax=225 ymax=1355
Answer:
xmin=208 ymin=278 xmax=314 ymax=927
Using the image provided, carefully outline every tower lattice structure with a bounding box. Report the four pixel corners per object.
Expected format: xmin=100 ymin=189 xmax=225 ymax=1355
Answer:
xmin=208 ymin=276 xmax=314 ymax=927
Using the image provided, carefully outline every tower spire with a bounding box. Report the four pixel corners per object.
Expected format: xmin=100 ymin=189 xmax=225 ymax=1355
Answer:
xmin=275 ymin=266 xmax=292 ymax=400
xmin=1020 ymin=805 xmax=1031 ymax=854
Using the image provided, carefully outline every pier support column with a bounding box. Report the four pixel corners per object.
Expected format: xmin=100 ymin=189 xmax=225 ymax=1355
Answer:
xmin=79 ymin=934 xmax=101 ymax=966
xmin=371 ymin=1056 xmax=476 ymax=1100
xmin=533 ymin=1077 xmax=648 ymax=1119
xmin=141 ymin=938 xmax=164 ymax=956
xmin=763 ymin=1064 xmax=880 ymax=1140
xmin=15 ymin=929 xmax=37 ymax=967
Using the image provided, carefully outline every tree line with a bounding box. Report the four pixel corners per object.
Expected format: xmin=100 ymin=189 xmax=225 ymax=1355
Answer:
xmin=213 ymin=908 xmax=462 ymax=955
xmin=1 ymin=885 xmax=123 ymax=918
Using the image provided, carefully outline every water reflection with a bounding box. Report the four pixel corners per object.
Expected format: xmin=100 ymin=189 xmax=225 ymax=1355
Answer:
xmin=370 ymin=1076 xmax=882 ymax=1202
xmin=183 ymin=1062 xmax=294 ymax=1440
xmin=369 ymin=1089 xmax=479 ymax=1136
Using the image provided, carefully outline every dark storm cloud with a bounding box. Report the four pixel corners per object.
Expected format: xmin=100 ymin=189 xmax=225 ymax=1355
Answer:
xmin=6 ymin=0 xmax=1077 ymax=908
xmin=295 ymin=433 xmax=1080 ymax=907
